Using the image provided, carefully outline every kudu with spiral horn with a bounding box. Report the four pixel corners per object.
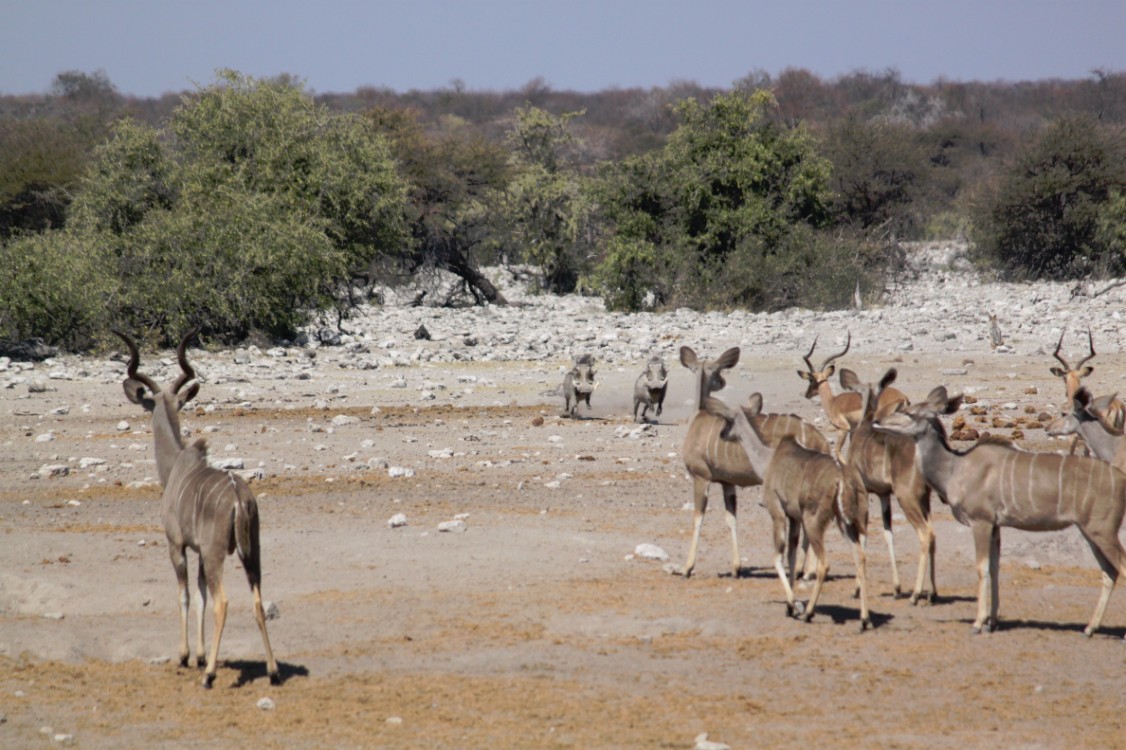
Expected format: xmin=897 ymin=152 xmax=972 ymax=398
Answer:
xmin=114 ymin=329 xmax=280 ymax=688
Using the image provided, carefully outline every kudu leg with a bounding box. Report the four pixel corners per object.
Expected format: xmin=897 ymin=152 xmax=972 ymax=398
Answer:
xmin=898 ymin=495 xmax=936 ymax=605
xmin=852 ymin=529 xmax=871 ymax=632
xmin=721 ymin=484 xmax=740 ymax=577
xmin=771 ymin=514 xmax=799 ymax=616
xmin=1079 ymin=532 xmax=1125 ymax=637
xmin=681 ymin=477 xmax=710 ymax=578
xmin=877 ymin=494 xmax=902 ymax=598
xmin=971 ymin=522 xmax=1000 ymax=633
xmin=195 ymin=559 xmax=208 ymax=668
xmin=251 ymin=583 xmax=280 ymax=684
xmin=802 ymin=521 xmax=829 ymax=623
xmin=202 ymin=578 xmax=229 ymax=689
xmin=169 ymin=546 xmax=191 ymax=668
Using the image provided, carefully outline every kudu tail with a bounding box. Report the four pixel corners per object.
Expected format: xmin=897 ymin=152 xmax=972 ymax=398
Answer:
xmin=231 ymin=480 xmax=263 ymax=588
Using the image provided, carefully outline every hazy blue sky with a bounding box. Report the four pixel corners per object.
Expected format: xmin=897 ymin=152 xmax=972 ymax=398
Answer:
xmin=4 ymin=0 xmax=1125 ymax=97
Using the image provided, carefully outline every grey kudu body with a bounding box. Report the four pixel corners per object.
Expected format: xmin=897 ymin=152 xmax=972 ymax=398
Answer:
xmin=876 ymin=380 xmax=1126 ymax=636
xmin=115 ymin=330 xmax=279 ymax=687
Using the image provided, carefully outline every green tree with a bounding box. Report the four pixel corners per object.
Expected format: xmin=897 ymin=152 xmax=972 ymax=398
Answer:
xmin=2 ymin=70 xmax=411 ymax=348
xmin=594 ymin=90 xmax=844 ymax=311
xmin=369 ymin=105 xmax=512 ymax=304
xmin=974 ymin=116 xmax=1126 ymax=278
xmin=822 ymin=115 xmax=928 ymax=237
xmin=501 ymin=105 xmax=596 ymax=293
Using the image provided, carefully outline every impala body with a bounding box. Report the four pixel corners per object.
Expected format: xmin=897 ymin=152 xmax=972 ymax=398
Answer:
xmin=115 ymin=330 xmax=279 ymax=687
xmin=797 ymin=332 xmax=907 ymax=460
xmin=563 ymin=354 xmax=596 ymax=418
xmin=633 ymin=356 xmax=669 ymax=423
xmin=875 ymin=384 xmax=1126 ymax=636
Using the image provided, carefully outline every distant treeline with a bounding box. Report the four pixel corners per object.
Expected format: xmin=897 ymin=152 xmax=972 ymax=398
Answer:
xmin=2 ymin=68 xmax=1124 ymax=350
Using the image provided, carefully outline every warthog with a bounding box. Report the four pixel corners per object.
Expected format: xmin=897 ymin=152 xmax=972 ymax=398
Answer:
xmin=633 ymin=356 xmax=668 ymax=422
xmin=563 ymin=354 xmax=597 ymax=418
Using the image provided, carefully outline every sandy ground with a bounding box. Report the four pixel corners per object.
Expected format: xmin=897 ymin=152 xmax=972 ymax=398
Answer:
xmin=3 ymin=342 xmax=1126 ymax=749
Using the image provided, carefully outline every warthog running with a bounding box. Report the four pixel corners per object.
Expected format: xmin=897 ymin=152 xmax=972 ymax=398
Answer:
xmin=563 ymin=354 xmax=597 ymax=418
xmin=633 ymin=356 xmax=668 ymax=422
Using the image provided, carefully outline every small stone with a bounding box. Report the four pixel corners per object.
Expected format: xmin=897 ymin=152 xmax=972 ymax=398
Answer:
xmin=388 ymin=513 xmax=408 ymax=528
xmin=438 ymin=520 xmax=467 ymax=533
xmin=257 ymin=697 xmax=275 ymax=710
xmin=634 ymin=543 xmax=669 ymax=562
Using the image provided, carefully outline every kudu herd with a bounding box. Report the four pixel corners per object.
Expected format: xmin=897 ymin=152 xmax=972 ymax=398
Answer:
xmin=111 ymin=325 xmax=1126 ymax=688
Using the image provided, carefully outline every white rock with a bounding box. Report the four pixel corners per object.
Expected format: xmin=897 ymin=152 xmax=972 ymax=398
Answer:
xmin=331 ymin=414 xmax=360 ymax=427
xmin=257 ymin=697 xmax=275 ymax=711
xmin=438 ymin=519 xmax=467 ymax=533
xmin=634 ymin=543 xmax=670 ymax=562
xmin=388 ymin=466 xmax=415 ymax=478
xmin=388 ymin=513 xmax=408 ymax=528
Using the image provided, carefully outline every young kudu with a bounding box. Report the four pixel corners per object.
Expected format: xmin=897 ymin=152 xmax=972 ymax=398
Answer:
xmin=705 ymin=398 xmax=871 ymax=630
xmin=842 ymin=368 xmax=937 ymax=604
xmin=797 ymin=332 xmax=908 ymax=460
xmin=1047 ymin=387 xmax=1126 ymax=473
xmin=115 ymin=329 xmax=280 ymax=687
xmin=1050 ymin=330 xmax=1126 ymax=455
xmin=677 ymin=346 xmax=829 ymax=578
xmin=875 ymin=382 xmax=1126 ymax=637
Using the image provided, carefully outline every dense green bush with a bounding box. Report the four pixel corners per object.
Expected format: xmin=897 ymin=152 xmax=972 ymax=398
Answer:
xmin=592 ymin=90 xmax=864 ymax=312
xmin=1 ymin=71 xmax=410 ymax=348
xmin=973 ymin=117 xmax=1126 ymax=279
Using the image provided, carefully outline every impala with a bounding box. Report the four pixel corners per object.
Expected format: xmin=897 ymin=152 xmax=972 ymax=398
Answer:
xmin=797 ymin=332 xmax=907 ymax=460
xmin=1050 ymin=329 xmax=1126 ymax=454
xmin=115 ymin=329 xmax=280 ymax=687
xmin=875 ymin=382 xmax=1126 ymax=637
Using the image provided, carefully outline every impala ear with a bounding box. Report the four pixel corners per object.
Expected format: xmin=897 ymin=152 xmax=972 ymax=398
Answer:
xmin=679 ymin=346 xmax=698 ymax=370
xmin=1049 ymin=367 xmax=1066 ymax=377
xmin=123 ymin=378 xmax=156 ymax=412
xmin=797 ymin=370 xmax=812 ymax=381
xmin=824 ymin=364 xmax=835 ymax=378
xmin=1080 ymin=366 xmax=1094 ymax=377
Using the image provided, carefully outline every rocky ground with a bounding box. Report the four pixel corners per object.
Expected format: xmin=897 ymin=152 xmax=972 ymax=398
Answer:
xmin=3 ymin=242 xmax=1126 ymax=749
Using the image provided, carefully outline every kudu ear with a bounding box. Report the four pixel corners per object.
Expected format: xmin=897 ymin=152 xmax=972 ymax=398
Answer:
xmin=176 ymin=381 xmax=200 ymax=411
xmin=925 ymin=386 xmax=949 ymax=411
xmin=679 ymin=346 xmax=699 ymax=371
xmin=1091 ymin=391 xmax=1118 ymax=413
xmin=715 ymin=347 xmax=740 ymax=370
xmin=744 ymin=392 xmax=763 ymax=418
xmin=122 ymin=378 xmax=157 ymax=412
xmin=943 ymin=393 xmax=964 ymax=414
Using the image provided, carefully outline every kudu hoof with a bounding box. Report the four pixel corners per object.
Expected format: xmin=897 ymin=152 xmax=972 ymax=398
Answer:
xmin=859 ymin=618 xmax=871 ymax=633
xmin=790 ymin=600 xmax=807 ymax=619
xmin=269 ymin=671 xmax=281 ymax=686
xmin=201 ymin=673 xmax=216 ymax=689
xmin=178 ymin=655 xmax=190 ymax=669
